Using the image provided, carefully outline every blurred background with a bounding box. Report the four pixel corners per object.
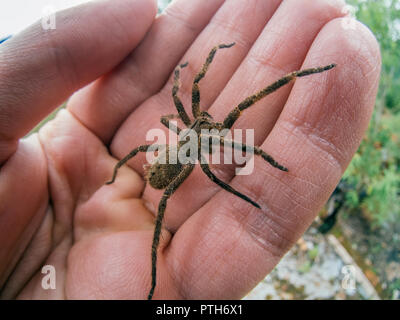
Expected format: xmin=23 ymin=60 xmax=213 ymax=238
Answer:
xmin=1 ymin=0 xmax=399 ymax=300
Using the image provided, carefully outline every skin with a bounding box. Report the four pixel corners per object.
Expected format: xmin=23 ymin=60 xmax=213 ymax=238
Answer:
xmin=0 ymin=0 xmax=381 ymax=299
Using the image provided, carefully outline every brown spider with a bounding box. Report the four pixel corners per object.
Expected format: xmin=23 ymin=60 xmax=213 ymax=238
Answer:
xmin=105 ymin=42 xmax=336 ymax=300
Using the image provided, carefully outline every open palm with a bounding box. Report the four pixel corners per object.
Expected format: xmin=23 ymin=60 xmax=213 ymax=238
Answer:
xmin=0 ymin=0 xmax=380 ymax=299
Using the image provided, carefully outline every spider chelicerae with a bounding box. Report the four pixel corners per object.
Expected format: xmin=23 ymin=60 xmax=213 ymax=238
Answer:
xmin=105 ymin=42 xmax=336 ymax=300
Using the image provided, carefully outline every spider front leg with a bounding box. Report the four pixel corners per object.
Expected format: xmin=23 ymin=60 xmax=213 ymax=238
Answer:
xmin=148 ymin=163 xmax=195 ymax=300
xmin=173 ymin=62 xmax=192 ymax=127
xmin=105 ymin=144 xmax=161 ymax=185
xmin=192 ymin=42 xmax=236 ymax=118
xmin=160 ymin=114 xmax=183 ymax=135
xmin=222 ymin=64 xmax=336 ymax=129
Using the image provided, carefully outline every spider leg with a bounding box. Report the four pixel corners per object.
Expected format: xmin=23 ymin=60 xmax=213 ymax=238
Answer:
xmin=222 ymin=64 xmax=336 ymax=129
xmin=148 ymin=163 xmax=195 ymax=300
xmin=160 ymin=114 xmax=183 ymax=135
xmin=105 ymin=144 xmax=161 ymax=185
xmin=211 ymin=135 xmax=288 ymax=171
xmin=199 ymin=154 xmax=261 ymax=209
xmin=192 ymin=42 xmax=236 ymax=118
xmin=173 ymin=62 xmax=192 ymax=126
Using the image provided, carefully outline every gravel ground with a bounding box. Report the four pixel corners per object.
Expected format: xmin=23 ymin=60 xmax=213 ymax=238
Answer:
xmin=244 ymin=226 xmax=380 ymax=300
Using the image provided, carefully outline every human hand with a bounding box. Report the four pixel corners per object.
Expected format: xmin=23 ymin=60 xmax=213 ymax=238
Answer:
xmin=0 ymin=0 xmax=380 ymax=299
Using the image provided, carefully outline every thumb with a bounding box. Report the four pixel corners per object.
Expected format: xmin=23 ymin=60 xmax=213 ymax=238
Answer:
xmin=0 ymin=0 xmax=157 ymax=164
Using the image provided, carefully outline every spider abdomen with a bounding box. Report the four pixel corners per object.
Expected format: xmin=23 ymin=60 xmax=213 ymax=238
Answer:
xmin=145 ymin=146 xmax=183 ymax=189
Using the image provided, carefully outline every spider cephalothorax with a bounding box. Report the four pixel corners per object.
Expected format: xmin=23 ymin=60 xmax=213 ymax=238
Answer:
xmin=105 ymin=42 xmax=336 ymax=299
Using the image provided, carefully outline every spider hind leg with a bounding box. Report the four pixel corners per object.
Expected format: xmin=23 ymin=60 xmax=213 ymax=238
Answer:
xmin=148 ymin=164 xmax=195 ymax=300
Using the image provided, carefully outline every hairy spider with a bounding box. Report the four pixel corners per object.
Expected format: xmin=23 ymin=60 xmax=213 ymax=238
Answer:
xmin=105 ymin=43 xmax=336 ymax=300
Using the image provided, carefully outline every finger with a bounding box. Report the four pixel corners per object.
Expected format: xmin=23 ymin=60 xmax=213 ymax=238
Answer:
xmin=142 ymin=0 xmax=346 ymax=231
xmin=0 ymin=134 xmax=48 ymax=288
xmin=166 ymin=19 xmax=381 ymax=299
xmin=0 ymin=0 xmax=157 ymax=164
xmin=68 ymin=0 xmax=226 ymax=143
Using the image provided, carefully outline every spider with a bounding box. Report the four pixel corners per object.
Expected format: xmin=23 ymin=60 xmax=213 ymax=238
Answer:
xmin=105 ymin=42 xmax=336 ymax=300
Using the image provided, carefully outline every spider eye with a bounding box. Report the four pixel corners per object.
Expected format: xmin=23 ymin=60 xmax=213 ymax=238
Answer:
xmin=201 ymin=111 xmax=213 ymax=119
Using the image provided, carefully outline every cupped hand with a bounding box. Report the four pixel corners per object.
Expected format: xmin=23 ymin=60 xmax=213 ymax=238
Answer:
xmin=0 ymin=0 xmax=380 ymax=299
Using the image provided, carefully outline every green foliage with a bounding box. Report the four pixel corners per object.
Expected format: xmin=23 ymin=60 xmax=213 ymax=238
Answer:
xmin=344 ymin=112 xmax=400 ymax=228
xmin=341 ymin=0 xmax=400 ymax=229
xmin=350 ymin=0 xmax=400 ymax=113
xmin=308 ymin=246 xmax=319 ymax=261
xmin=298 ymin=261 xmax=312 ymax=274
